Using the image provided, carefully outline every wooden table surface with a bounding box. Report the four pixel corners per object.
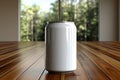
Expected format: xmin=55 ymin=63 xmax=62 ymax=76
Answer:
xmin=0 ymin=42 xmax=120 ymax=80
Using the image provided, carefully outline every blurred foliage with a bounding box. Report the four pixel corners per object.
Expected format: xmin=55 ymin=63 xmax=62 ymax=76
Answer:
xmin=21 ymin=0 xmax=99 ymax=41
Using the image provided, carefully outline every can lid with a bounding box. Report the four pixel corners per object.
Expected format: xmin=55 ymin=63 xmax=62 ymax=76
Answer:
xmin=48 ymin=21 xmax=74 ymax=24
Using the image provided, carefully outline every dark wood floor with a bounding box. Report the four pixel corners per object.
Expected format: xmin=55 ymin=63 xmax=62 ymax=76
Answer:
xmin=0 ymin=42 xmax=120 ymax=80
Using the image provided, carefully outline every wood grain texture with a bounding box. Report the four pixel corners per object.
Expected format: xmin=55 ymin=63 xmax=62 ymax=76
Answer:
xmin=0 ymin=42 xmax=120 ymax=80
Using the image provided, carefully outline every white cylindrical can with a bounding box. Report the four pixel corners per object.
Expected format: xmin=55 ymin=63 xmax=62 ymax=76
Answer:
xmin=45 ymin=22 xmax=76 ymax=72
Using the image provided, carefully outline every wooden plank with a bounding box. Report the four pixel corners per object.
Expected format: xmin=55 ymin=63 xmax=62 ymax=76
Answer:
xmin=81 ymin=42 xmax=120 ymax=71
xmin=86 ymin=42 xmax=120 ymax=55
xmin=0 ymin=42 xmax=36 ymax=55
xmin=74 ymin=60 xmax=89 ymax=80
xmin=77 ymin=49 xmax=109 ymax=80
xmin=0 ymin=45 xmax=42 ymax=75
xmin=0 ymin=46 xmax=43 ymax=78
xmin=17 ymin=55 xmax=45 ymax=80
xmin=0 ymin=44 xmax=41 ymax=69
xmin=78 ymin=43 xmax=120 ymax=80
xmin=95 ymin=42 xmax=120 ymax=52
xmin=0 ymin=43 xmax=19 ymax=55
xmin=0 ymin=42 xmax=45 ymax=80
xmin=83 ymin=42 xmax=120 ymax=61
xmin=0 ymin=43 xmax=40 ymax=61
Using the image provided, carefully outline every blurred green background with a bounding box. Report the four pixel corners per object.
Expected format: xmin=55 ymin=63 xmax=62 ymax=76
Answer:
xmin=21 ymin=0 xmax=99 ymax=41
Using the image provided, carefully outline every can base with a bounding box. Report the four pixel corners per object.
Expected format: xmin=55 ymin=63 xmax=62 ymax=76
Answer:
xmin=46 ymin=69 xmax=75 ymax=73
xmin=47 ymin=71 xmax=74 ymax=73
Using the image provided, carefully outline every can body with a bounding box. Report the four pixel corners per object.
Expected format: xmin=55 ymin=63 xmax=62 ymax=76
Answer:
xmin=45 ymin=22 xmax=76 ymax=72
